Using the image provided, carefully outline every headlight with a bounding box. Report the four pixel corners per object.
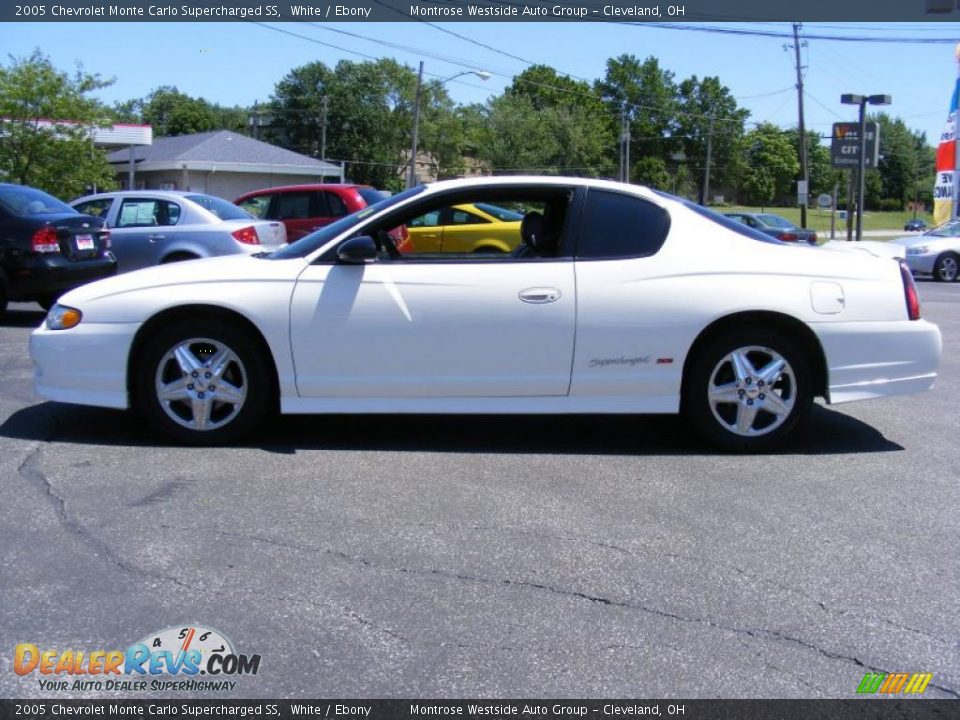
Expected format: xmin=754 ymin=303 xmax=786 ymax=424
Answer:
xmin=905 ymin=245 xmax=929 ymax=255
xmin=46 ymin=304 xmax=82 ymax=330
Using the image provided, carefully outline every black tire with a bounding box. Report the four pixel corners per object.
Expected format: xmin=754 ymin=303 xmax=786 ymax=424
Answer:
xmin=134 ymin=318 xmax=273 ymax=445
xmin=932 ymin=252 xmax=959 ymax=282
xmin=682 ymin=329 xmax=814 ymax=452
xmin=161 ymin=253 xmax=199 ymax=264
xmin=37 ymin=294 xmax=58 ymax=311
xmin=0 ymin=285 xmax=7 ymax=317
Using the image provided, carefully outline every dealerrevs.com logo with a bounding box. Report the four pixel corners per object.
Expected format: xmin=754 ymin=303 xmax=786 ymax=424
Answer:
xmin=13 ymin=625 xmax=261 ymax=692
xmin=856 ymin=672 xmax=933 ymax=695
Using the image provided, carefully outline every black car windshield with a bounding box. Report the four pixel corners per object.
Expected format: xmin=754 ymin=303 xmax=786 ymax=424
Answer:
xmin=187 ymin=194 xmax=251 ymax=220
xmin=268 ymin=186 xmax=426 ymax=259
xmin=475 ymin=203 xmax=524 ymax=221
xmin=654 ymin=191 xmax=785 ymax=245
xmin=0 ymin=185 xmax=74 ymax=216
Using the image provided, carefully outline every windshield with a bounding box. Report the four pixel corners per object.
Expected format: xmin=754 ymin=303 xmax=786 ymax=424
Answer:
xmin=475 ymin=202 xmax=524 ymax=222
xmin=927 ymin=219 xmax=960 ymax=237
xmin=268 ymin=186 xmax=426 ymax=259
xmin=757 ymin=214 xmax=794 ymax=229
xmin=655 ymin=191 xmax=785 ymax=245
xmin=0 ymin=185 xmax=74 ymax=216
xmin=186 ymin=194 xmax=252 ymax=220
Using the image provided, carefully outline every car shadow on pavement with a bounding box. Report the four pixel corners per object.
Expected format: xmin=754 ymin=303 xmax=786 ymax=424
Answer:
xmin=0 ymin=307 xmax=45 ymax=328
xmin=0 ymin=401 xmax=904 ymax=456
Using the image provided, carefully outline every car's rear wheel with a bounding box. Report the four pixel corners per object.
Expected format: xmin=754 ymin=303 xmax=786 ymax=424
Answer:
xmin=683 ymin=330 xmax=813 ymax=452
xmin=135 ymin=319 xmax=272 ymax=445
xmin=0 ymin=285 xmax=7 ymax=317
xmin=933 ymin=252 xmax=959 ymax=282
xmin=37 ymin=294 xmax=58 ymax=311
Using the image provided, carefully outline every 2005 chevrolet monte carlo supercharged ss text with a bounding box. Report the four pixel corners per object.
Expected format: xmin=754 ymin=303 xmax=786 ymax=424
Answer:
xmin=30 ymin=177 xmax=942 ymax=451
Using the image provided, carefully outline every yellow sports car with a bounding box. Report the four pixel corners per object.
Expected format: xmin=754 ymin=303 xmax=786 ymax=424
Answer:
xmin=405 ymin=203 xmax=523 ymax=254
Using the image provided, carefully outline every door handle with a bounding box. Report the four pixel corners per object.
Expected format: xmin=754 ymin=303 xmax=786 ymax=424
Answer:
xmin=148 ymin=234 xmax=166 ymax=242
xmin=519 ymin=287 xmax=561 ymax=304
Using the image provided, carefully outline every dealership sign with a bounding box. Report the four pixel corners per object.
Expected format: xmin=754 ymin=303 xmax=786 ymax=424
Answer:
xmin=831 ymin=122 xmax=880 ymax=169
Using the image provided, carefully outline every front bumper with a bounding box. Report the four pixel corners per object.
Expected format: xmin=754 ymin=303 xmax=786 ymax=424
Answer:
xmin=30 ymin=319 xmax=139 ymax=410
xmin=901 ymin=252 xmax=937 ymax=275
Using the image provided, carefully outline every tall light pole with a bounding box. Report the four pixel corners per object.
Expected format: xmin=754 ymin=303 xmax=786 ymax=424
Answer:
xmin=407 ymin=65 xmax=491 ymax=189
xmin=841 ymin=93 xmax=891 ymax=241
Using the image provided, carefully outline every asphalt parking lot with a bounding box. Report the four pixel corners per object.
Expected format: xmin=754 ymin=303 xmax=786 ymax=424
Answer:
xmin=0 ymin=282 xmax=957 ymax=700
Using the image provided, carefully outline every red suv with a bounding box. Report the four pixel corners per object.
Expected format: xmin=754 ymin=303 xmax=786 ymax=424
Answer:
xmin=235 ymin=184 xmax=407 ymax=246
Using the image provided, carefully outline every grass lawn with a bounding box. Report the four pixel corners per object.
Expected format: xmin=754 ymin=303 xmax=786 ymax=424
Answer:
xmin=722 ymin=206 xmax=933 ymax=233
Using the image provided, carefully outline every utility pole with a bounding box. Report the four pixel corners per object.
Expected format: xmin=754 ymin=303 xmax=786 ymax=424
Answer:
xmin=702 ymin=113 xmax=714 ymax=205
xmin=407 ymin=61 xmax=424 ymax=189
xmin=320 ymin=95 xmax=329 ymax=161
xmin=792 ymin=23 xmax=810 ymax=229
xmin=619 ymin=106 xmax=631 ymax=182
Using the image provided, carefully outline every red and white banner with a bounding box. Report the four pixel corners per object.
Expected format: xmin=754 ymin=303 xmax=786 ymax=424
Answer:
xmin=933 ymin=78 xmax=960 ymax=226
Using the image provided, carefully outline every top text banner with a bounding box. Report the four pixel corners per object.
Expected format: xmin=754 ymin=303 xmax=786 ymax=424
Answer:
xmin=4 ymin=0 xmax=960 ymax=22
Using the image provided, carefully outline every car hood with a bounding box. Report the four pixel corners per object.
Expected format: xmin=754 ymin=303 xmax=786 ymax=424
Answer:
xmin=57 ymin=253 xmax=306 ymax=307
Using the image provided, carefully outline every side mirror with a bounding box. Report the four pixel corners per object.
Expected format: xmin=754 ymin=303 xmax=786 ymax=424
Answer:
xmin=337 ymin=235 xmax=378 ymax=263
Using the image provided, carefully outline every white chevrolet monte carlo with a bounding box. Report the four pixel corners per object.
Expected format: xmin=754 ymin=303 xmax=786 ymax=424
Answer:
xmin=30 ymin=177 xmax=942 ymax=452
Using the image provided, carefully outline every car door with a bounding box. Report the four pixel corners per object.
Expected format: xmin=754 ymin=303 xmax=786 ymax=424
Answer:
xmin=570 ymin=189 xmax=679 ymax=402
xmin=288 ymin=192 xmax=579 ymax=399
xmin=405 ymin=209 xmax=444 ymax=252
xmin=109 ymin=197 xmax=182 ymax=272
xmin=267 ymin=191 xmax=320 ymax=242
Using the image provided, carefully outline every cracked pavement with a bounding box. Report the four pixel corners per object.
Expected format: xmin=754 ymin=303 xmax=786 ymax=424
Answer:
xmin=0 ymin=283 xmax=957 ymax=699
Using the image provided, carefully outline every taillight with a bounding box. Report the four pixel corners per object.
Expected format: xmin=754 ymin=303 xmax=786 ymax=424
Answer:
xmin=231 ymin=226 xmax=260 ymax=245
xmin=31 ymin=226 xmax=60 ymax=253
xmin=899 ymin=260 xmax=921 ymax=321
xmin=779 ymin=232 xmax=798 ymax=242
xmin=100 ymin=225 xmax=111 ymax=249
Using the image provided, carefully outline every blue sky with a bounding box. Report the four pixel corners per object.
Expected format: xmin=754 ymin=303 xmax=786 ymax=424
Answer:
xmin=5 ymin=21 xmax=960 ymax=146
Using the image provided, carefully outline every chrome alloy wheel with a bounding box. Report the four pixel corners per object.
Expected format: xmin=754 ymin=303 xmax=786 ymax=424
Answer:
xmin=707 ymin=345 xmax=797 ymax=437
xmin=154 ymin=337 xmax=248 ymax=432
xmin=936 ymin=254 xmax=958 ymax=282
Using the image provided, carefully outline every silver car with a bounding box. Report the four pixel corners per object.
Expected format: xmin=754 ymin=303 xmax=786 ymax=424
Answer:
xmin=70 ymin=191 xmax=287 ymax=273
xmin=889 ymin=219 xmax=960 ymax=282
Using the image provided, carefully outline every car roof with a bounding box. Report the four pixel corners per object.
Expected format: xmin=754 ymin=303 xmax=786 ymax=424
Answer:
xmin=236 ymin=184 xmax=371 ymax=197
xmin=72 ymin=190 xmax=212 ymax=201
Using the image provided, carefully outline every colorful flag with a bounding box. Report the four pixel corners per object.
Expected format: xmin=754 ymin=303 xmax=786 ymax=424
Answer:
xmin=933 ymin=77 xmax=960 ymax=225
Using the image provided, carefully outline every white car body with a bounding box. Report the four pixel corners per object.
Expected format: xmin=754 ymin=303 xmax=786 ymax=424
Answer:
xmin=889 ymin=222 xmax=960 ymax=281
xmin=32 ymin=177 xmax=941 ymax=449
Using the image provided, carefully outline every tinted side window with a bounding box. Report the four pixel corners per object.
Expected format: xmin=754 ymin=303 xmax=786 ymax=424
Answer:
xmin=325 ymin=192 xmax=349 ymax=217
xmin=577 ymin=190 xmax=670 ymax=259
xmin=238 ymin=195 xmax=271 ymax=219
xmin=272 ymin=192 xmax=313 ymax=220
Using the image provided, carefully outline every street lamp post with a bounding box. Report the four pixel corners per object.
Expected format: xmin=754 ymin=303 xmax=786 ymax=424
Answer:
xmin=841 ymin=93 xmax=891 ymax=241
xmin=407 ymin=64 xmax=491 ymax=189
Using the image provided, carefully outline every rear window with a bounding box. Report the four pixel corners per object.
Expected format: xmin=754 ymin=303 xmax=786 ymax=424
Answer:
xmin=757 ymin=214 xmax=793 ymax=229
xmin=186 ymin=194 xmax=251 ymax=220
xmin=655 ymin=191 xmax=785 ymax=245
xmin=357 ymin=188 xmax=389 ymax=207
xmin=0 ymin=185 xmax=74 ymax=216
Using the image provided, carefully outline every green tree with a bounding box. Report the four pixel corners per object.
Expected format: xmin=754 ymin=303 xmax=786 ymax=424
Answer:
xmin=595 ymin=55 xmax=678 ymax=180
xmin=675 ymin=75 xmax=750 ymax=204
xmin=742 ymin=123 xmax=799 ymax=205
xmin=0 ymin=50 xmax=116 ymax=197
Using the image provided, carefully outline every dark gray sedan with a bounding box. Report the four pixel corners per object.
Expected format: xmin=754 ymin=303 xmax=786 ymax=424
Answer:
xmin=723 ymin=212 xmax=818 ymax=245
xmin=71 ymin=191 xmax=287 ymax=273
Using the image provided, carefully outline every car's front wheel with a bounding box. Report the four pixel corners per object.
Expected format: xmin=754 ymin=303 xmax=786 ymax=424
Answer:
xmin=683 ymin=330 xmax=813 ymax=452
xmin=135 ymin=320 xmax=272 ymax=444
xmin=933 ymin=252 xmax=959 ymax=282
